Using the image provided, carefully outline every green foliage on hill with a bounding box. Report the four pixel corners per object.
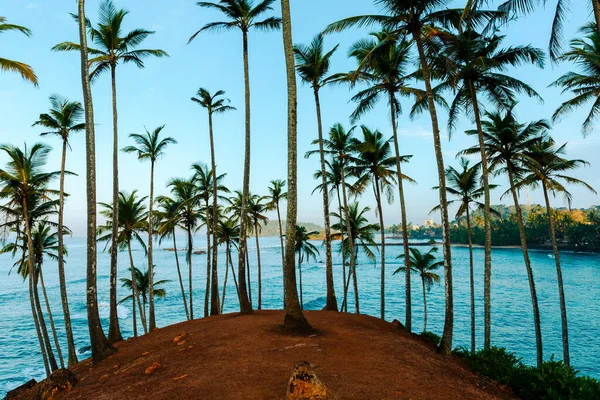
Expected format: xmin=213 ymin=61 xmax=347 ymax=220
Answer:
xmin=258 ymin=220 xmax=323 ymax=237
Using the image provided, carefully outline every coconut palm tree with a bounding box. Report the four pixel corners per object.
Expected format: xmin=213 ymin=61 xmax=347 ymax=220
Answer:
xmin=293 ymin=33 xmax=339 ymax=312
xmin=98 ymin=191 xmax=148 ymax=336
xmin=394 ymin=248 xmax=442 ymax=333
xmin=295 ymin=225 xmax=320 ymax=309
xmin=521 ymin=138 xmax=596 ymax=366
xmin=74 ymin=0 xmax=116 ymax=360
xmin=217 ymin=215 xmax=240 ymax=311
xmin=461 ymin=109 xmax=548 ymax=366
xmin=122 ymin=125 xmax=176 ymax=330
xmin=54 ymin=0 xmax=168 ymax=339
xmin=0 ymin=16 xmax=38 ymax=85
xmin=350 ymin=126 xmax=414 ymax=320
xmin=248 ymin=194 xmax=269 ymax=309
xmin=331 ymin=202 xmax=380 ymax=313
xmin=119 ymin=266 xmax=170 ymax=321
xmin=155 ymin=195 xmax=189 ymax=320
xmin=552 ymin=23 xmax=600 ymax=136
xmin=189 ymin=0 xmax=281 ymax=314
xmin=33 ymin=95 xmax=84 ymax=365
xmin=191 ymin=88 xmax=235 ymax=316
xmin=266 ymin=179 xmax=287 ymax=304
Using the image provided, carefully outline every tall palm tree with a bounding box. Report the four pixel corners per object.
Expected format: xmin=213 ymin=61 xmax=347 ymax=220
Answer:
xmin=54 ymin=0 xmax=168 ymax=340
xmin=33 ymin=95 xmax=84 ymax=365
xmin=217 ymin=215 xmax=240 ymax=311
xmin=295 ymin=225 xmax=320 ymax=309
xmin=294 ymin=34 xmax=339 ymax=312
xmin=119 ymin=266 xmax=170 ymax=320
xmin=307 ymin=124 xmax=358 ymax=313
xmin=189 ymin=0 xmax=281 ymax=314
xmin=462 ymin=109 xmax=547 ymax=367
xmin=123 ymin=125 xmax=176 ymax=330
xmin=155 ymin=196 xmax=189 ymax=320
xmin=350 ymin=126 xmax=413 ymax=320
xmin=248 ymin=194 xmax=269 ymax=309
xmin=98 ymin=191 xmax=149 ymax=336
xmin=521 ymin=138 xmax=596 ymax=366
xmin=266 ymin=179 xmax=287 ymax=305
xmin=552 ymin=23 xmax=600 ymax=136
xmin=75 ymin=0 xmax=116 ymax=360
xmin=0 ymin=16 xmax=38 ymax=85
xmin=331 ymin=202 xmax=380 ymax=313
xmin=192 ymin=88 xmax=235 ymax=316
xmin=394 ymin=248 xmax=442 ymax=333
xmin=280 ymin=0 xmax=311 ymax=332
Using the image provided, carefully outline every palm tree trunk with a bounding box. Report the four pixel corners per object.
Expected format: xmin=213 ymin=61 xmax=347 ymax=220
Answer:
xmin=414 ymin=33 xmax=453 ymax=355
xmin=352 ymin=246 xmax=360 ymax=314
xmin=389 ymin=92 xmax=411 ymax=330
xmin=336 ymin=187 xmax=348 ymax=312
xmin=373 ymin=179 xmax=386 ymax=320
xmin=593 ymin=0 xmax=600 ymax=34
xmin=542 ymin=183 xmax=570 ymax=366
xmin=58 ymin=139 xmax=79 ymax=364
xmin=205 ymin=198 xmax=211 ymax=318
xmin=148 ymin=161 xmax=156 ymax=330
xmin=313 ymin=88 xmax=337 ymax=311
xmin=229 ymin=244 xmax=240 ymax=299
xmin=422 ymin=278 xmax=427 ymax=332
xmin=29 ymin=269 xmax=50 ymax=376
xmin=469 ymin=82 xmax=493 ymax=351
xmin=187 ymin=226 xmax=194 ymax=319
xmin=39 ymin=266 xmax=65 ymax=368
xmin=33 ymin=265 xmax=58 ymax=371
xmin=466 ymin=207 xmax=475 ymax=355
xmin=340 ymin=164 xmax=358 ymax=314
xmin=507 ymin=165 xmax=543 ymax=367
xmin=208 ymin=113 xmax=220 ymax=317
xmin=236 ymin=30 xmax=253 ymax=314
xmin=127 ymin=241 xmax=147 ymax=334
xmin=78 ymin=0 xmax=115 ymax=361
xmin=131 ymin=277 xmax=137 ymax=337
xmin=281 ymin=0 xmax=311 ymax=332
xmin=221 ymin=243 xmax=230 ymax=312
xmin=172 ymin=232 xmax=189 ymax=320
xmin=276 ymin=202 xmax=286 ymax=308
xmin=255 ymin=222 xmax=263 ymax=310
xmin=246 ymin=247 xmax=252 ymax=308
xmin=298 ymin=252 xmax=303 ymax=309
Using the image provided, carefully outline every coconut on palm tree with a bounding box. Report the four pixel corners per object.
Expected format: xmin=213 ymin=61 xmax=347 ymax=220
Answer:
xmin=0 ymin=16 xmax=37 ymax=85
xmin=266 ymin=179 xmax=287 ymax=305
xmin=123 ymin=125 xmax=176 ymax=330
xmin=54 ymin=0 xmax=168 ymax=341
xmin=191 ymin=88 xmax=235 ymax=316
xmin=189 ymin=0 xmax=281 ymax=314
xmin=119 ymin=266 xmax=171 ymax=321
xmin=33 ymin=95 xmax=84 ymax=365
xmin=394 ymin=248 xmax=442 ymax=333
xmin=295 ymin=225 xmax=320 ymax=309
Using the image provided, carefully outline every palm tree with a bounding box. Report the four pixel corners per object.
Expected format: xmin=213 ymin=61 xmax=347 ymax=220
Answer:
xmin=331 ymin=202 xmax=380 ymax=313
xmin=189 ymin=0 xmax=281 ymax=314
xmin=32 ymin=95 xmax=84 ymax=365
xmin=54 ymin=0 xmax=168 ymax=339
xmin=350 ymin=126 xmax=413 ymax=320
xmin=75 ymin=0 xmax=116 ymax=360
xmin=295 ymin=225 xmax=320 ymax=309
xmin=552 ymin=23 xmax=600 ymax=136
xmin=0 ymin=16 xmax=38 ymax=85
xmin=248 ymin=194 xmax=269 ymax=309
xmin=294 ymin=34 xmax=339 ymax=312
xmin=394 ymin=248 xmax=442 ymax=333
xmin=191 ymin=88 xmax=235 ymax=316
xmin=155 ymin=195 xmax=189 ymax=320
xmin=266 ymin=179 xmax=287 ymax=305
xmin=119 ymin=266 xmax=170 ymax=320
xmin=462 ymin=109 xmax=547 ymax=366
xmin=123 ymin=125 xmax=176 ymax=330
xmin=307 ymin=124 xmax=358 ymax=313
xmin=280 ymin=0 xmax=311 ymax=332
xmin=217 ymin=215 xmax=241 ymax=311
xmin=521 ymin=138 xmax=596 ymax=366
xmin=98 ymin=191 xmax=148 ymax=336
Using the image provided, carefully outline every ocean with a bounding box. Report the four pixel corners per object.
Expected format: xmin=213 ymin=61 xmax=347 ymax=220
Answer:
xmin=1 ymin=235 xmax=599 ymax=396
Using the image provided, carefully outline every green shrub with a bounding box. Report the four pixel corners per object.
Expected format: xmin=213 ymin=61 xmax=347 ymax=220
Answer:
xmin=419 ymin=331 xmax=441 ymax=346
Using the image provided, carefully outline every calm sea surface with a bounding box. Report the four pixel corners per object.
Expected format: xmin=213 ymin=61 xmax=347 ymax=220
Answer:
xmin=1 ymin=235 xmax=599 ymax=396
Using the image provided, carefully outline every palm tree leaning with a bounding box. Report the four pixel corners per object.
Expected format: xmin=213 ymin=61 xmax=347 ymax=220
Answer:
xmin=123 ymin=125 xmax=176 ymax=331
xmin=192 ymin=88 xmax=236 ymax=316
xmin=0 ymin=16 xmax=38 ymax=85
xmin=293 ymin=34 xmax=339 ymax=312
xmin=54 ymin=0 xmax=168 ymax=342
xmin=33 ymin=95 xmax=84 ymax=366
xmin=462 ymin=109 xmax=547 ymax=367
xmin=295 ymin=225 xmax=320 ymax=309
xmin=266 ymin=179 xmax=287 ymax=306
xmin=75 ymin=0 xmax=116 ymax=360
xmin=521 ymin=138 xmax=596 ymax=367
xmin=190 ymin=0 xmax=281 ymax=314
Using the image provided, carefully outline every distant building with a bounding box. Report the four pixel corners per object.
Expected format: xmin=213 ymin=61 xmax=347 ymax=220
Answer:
xmin=424 ymin=219 xmax=435 ymax=228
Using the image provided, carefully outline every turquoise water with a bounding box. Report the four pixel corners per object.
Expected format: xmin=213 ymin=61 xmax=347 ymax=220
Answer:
xmin=1 ymin=235 xmax=599 ymax=396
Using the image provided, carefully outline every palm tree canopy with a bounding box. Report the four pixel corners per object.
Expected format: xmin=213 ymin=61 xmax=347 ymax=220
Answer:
xmin=191 ymin=163 xmax=230 ymax=203
xmin=394 ymin=247 xmax=443 ymax=292
xmin=119 ymin=266 xmax=170 ymax=303
xmin=248 ymin=195 xmax=269 ymax=234
xmin=217 ymin=215 xmax=240 ymax=247
xmin=191 ymin=88 xmax=236 ymax=115
xmin=122 ymin=125 xmax=177 ymax=163
xmin=154 ymin=195 xmax=182 ymax=244
xmin=188 ymin=0 xmax=281 ymax=42
xmin=331 ymin=202 xmax=380 ymax=260
xmin=435 ymin=158 xmax=488 ymax=219
xmin=293 ymin=34 xmax=339 ymax=90
xmin=165 ymin=177 xmax=202 ymax=233
xmin=0 ymin=16 xmax=38 ymax=85
xmin=33 ymin=95 xmax=86 ymax=145
xmin=266 ymin=179 xmax=287 ymax=210
xmin=97 ymin=190 xmax=148 ymax=252
xmin=295 ymin=225 xmax=320 ymax=263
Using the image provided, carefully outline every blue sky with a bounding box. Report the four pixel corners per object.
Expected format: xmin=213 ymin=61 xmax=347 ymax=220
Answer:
xmin=1 ymin=0 xmax=599 ymax=236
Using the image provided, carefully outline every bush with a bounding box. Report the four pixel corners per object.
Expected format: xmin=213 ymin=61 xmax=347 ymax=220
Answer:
xmin=419 ymin=331 xmax=441 ymax=346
